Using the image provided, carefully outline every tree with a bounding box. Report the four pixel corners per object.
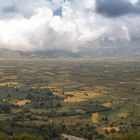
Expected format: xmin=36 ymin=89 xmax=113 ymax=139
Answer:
xmin=1 ymin=104 xmax=11 ymax=113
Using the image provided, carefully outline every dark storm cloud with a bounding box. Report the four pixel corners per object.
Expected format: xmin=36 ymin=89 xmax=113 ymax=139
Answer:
xmin=95 ymin=0 xmax=140 ymax=17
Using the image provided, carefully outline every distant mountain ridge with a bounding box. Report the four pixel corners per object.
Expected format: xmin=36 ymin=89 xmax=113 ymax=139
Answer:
xmin=0 ymin=48 xmax=21 ymax=57
xmin=0 ymin=38 xmax=140 ymax=58
xmin=0 ymin=48 xmax=79 ymax=58
xmin=79 ymin=37 xmax=140 ymax=58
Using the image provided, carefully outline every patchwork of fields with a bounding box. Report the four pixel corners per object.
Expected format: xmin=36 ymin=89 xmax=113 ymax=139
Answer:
xmin=0 ymin=58 xmax=140 ymax=139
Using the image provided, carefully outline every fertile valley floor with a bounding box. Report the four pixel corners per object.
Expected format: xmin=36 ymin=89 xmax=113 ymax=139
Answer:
xmin=0 ymin=58 xmax=140 ymax=140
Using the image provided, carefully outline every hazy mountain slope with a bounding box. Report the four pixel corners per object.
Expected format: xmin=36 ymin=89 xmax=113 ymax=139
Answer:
xmin=0 ymin=38 xmax=140 ymax=58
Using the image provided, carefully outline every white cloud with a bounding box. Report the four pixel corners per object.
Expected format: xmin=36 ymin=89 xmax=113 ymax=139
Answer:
xmin=129 ymin=0 xmax=139 ymax=5
xmin=0 ymin=0 xmax=139 ymax=51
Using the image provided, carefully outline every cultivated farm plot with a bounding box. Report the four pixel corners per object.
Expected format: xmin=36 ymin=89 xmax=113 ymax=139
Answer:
xmin=64 ymin=90 xmax=104 ymax=103
xmin=91 ymin=113 xmax=99 ymax=124
xmin=15 ymin=99 xmax=31 ymax=106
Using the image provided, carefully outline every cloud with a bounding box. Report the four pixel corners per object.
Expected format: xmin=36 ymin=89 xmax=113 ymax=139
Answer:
xmin=0 ymin=0 xmax=139 ymax=51
xmin=0 ymin=0 xmax=106 ymax=51
xmin=95 ymin=0 xmax=140 ymax=17
xmin=2 ymin=5 xmax=17 ymax=13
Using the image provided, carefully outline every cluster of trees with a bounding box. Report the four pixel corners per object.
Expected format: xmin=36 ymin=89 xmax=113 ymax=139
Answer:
xmin=0 ymin=121 xmax=97 ymax=140
xmin=0 ymin=132 xmax=44 ymax=140
xmin=0 ymin=128 xmax=139 ymax=140
xmin=0 ymin=104 xmax=11 ymax=113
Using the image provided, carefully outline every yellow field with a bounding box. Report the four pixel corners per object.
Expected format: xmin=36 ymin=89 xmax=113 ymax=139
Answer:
xmin=91 ymin=113 xmax=99 ymax=124
xmin=102 ymin=102 xmax=112 ymax=107
xmin=0 ymin=82 xmax=19 ymax=88
xmin=117 ymin=112 xmax=128 ymax=118
xmin=3 ymin=98 xmax=31 ymax=107
xmin=15 ymin=99 xmax=31 ymax=106
xmin=64 ymin=96 xmax=86 ymax=103
xmin=64 ymin=90 xmax=103 ymax=103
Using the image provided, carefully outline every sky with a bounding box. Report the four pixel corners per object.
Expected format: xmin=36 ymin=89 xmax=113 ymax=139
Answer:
xmin=0 ymin=0 xmax=140 ymax=51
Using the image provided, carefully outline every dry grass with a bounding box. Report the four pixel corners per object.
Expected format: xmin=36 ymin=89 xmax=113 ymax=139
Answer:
xmin=102 ymin=102 xmax=112 ymax=107
xmin=91 ymin=113 xmax=99 ymax=124
xmin=117 ymin=112 xmax=128 ymax=118
xmin=64 ymin=91 xmax=103 ymax=103
xmin=3 ymin=98 xmax=31 ymax=107
xmin=64 ymin=97 xmax=86 ymax=103
xmin=0 ymin=82 xmax=19 ymax=88
xmin=15 ymin=99 xmax=31 ymax=106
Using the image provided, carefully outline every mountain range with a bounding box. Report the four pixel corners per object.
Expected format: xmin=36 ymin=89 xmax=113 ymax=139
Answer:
xmin=0 ymin=37 xmax=140 ymax=58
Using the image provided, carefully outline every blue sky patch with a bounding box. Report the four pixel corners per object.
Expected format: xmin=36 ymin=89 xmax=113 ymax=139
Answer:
xmin=53 ymin=7 xmax=62 ymax=17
